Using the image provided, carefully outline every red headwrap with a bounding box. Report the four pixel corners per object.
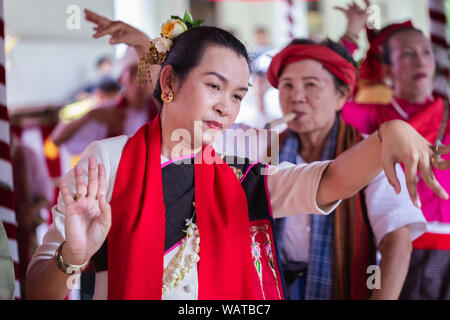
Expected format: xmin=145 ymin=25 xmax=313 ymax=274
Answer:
xmin=359 ymin=21 xmax=414 ymax=83
xmin=267 ymin=44 xmax=357 ymax=93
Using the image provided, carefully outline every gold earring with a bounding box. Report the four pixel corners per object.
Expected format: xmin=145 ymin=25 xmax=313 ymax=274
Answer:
xmin=161 ymin=90 xmax=174 ymax=103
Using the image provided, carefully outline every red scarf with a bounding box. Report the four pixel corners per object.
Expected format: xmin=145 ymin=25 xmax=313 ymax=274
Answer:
xmin=107 ymin=114 xmax=255 ymax=299
xmin=267 ymin=44 xmax=357 ymax=93
xmin=376 ymin=96 xmax=447 ymax=144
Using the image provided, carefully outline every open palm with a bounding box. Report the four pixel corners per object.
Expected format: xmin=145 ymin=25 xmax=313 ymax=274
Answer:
xmin=335 ymin=0 xmax=371 ymax=38
xmin=59 ymin=157 xmax=111 ymax=265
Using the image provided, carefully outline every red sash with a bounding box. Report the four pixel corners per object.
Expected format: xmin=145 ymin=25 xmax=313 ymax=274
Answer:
xmin=107 ymin=114 xmax=255 ymax=299
xmin=412 ymin=232 xmax=450 ymax=250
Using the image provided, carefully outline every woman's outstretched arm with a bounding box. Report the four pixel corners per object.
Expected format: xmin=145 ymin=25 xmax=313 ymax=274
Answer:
xmin=84 ymin=9 xmax=161 ymax=91
xmin=317 ymin=120 xmax=450 ymax=208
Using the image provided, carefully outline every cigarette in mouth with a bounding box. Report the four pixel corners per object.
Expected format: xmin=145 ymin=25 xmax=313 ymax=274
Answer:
xmin=264 ymin=112 xmax=296 ymax=129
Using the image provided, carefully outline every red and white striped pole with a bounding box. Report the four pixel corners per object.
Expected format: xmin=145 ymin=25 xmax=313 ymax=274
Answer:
xmin=428 ymin=0 xmax=449 ymax=99
xmin=0 ymin=0 xmax=20 ymax=300
xmin=286 ymin=0 xmax=294 ymax=40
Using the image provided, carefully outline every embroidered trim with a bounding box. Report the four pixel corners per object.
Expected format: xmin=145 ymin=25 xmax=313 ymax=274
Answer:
xmin=251 ymin=240 xmax=265 ymax=299
xmin=230 ymin=166 xmax=244 ymax=181
xmin=250 ymin=224 xmax=281 ymax=300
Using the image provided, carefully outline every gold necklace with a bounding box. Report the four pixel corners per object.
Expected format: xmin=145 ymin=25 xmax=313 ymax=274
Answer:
xmin=162 ymin=203 xmax=200 ymax=295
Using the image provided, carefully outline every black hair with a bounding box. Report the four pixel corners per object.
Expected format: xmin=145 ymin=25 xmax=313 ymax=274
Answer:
xmin=380 ymin=26 xmax=423 ymax=65
xmin=287 ymin=38 xmax=356 ymax=93
xmin=97 ymin=77 xmax=121 ymax=94
xmin=153 ymin=26 xmax=250 ymax=105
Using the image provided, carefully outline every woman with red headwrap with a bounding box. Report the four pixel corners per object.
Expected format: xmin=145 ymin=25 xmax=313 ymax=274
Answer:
xmin=337 ymin=2 xmax=450 ymax=299
xmin=267 ymin=38 xmax=428 ymax=300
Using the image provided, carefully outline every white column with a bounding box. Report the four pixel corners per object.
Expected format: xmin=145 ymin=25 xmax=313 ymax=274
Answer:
xmin=113 ymin=0 xmax=158 ymax=58
xmin=216 ymin=1 xmax=308 ymax=50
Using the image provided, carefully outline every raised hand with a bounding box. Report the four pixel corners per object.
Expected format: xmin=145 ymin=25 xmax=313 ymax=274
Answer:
xmin=84 ymin=8 xmax=151 ymax=57
xmin=335 ymin=0 xmax=371 ymax=42
xmin=379 ymin=120 xmax=450 ymax=208
xmin=59 ymin=157 xmax=111 ymax=265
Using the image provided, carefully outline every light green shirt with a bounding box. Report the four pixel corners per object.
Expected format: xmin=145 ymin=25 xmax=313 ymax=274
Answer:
xmin=0 ymin=221 xmax=15 ymax=300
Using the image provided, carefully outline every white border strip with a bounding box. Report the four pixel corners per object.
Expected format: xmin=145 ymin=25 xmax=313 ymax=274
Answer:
xmin=0 ymin=118 xmax=10 ymax=144
xmin=14 ymin=280 xmax=21 ymax=299
xmin=8 ymin=238 xmax=18 ymax=263
xmin=0 ymin=83 xmax=6 ymax=105
xmin=0 ymin=157 xmax=13 ymax=189
xmin=0 ymin=37 xmax=4 ymax=66
xmin=430 ymin=22 xmax=448 ymax=40
xmin=427 ymin=221 xmax=450 ymax=234
xmin=0 ymin=206 xmax=16 ymax=225
xmin=428 ymin=0 xmax=446 ymax=13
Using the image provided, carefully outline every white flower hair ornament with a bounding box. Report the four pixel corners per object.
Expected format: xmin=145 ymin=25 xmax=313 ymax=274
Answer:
xmin=137 ymin=11 xmax=204 ymax=86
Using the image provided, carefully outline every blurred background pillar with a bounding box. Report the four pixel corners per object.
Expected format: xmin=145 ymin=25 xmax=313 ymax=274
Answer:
xmin=428 ymin=0 xmax=449 ymax=99
xmin=0 ymin=0 xmax=20 ymax=300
